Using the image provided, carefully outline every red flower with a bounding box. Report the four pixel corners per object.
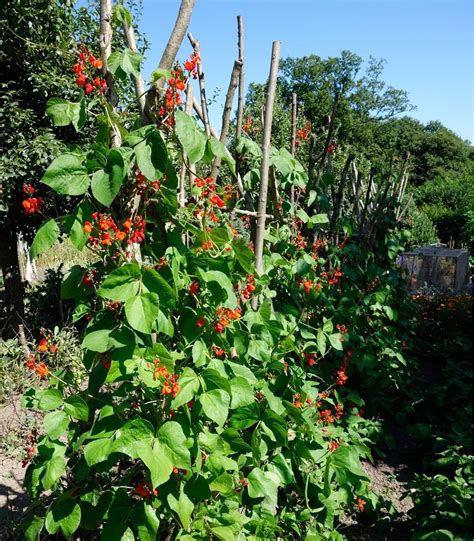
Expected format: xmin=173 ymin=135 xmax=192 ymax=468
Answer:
xmin=37 ymin=338 xmax=48 ymax=353
xmin=209 ymin=194 xmax=225 ymax=208
xmin=214 ymin=322 xmax=225 ymax=333
xmin=35 ymin=362 xmax=49 ymax=378
xmin=196 ymin=318 xmax=206 ymax=328
xmin=85 ymin=82 xmax=94 ymax=95
xmin=189 ymin=281 xmax=199 ymax=295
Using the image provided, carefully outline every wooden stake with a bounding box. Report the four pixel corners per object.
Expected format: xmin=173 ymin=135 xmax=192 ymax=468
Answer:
xmin=210 ymin=59 xmax=242 ymax=179
xmin=187 ymin=33 xmax=211 ymax=136
xmin=144 ymin=0 xmax=196 ymax=125
xmin=235 ymin=16 xmax=245 ymax=138
xmin=254 ymin=41 xmax=281 ymax=279
xmin=122 ymin=16 xmax=146 ymax=121
xmin=99 ymin=0 xmax=121 ymax=147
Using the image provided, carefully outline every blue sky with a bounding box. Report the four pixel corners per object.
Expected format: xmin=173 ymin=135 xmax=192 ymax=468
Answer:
xmin=138 ymin=0 xmax=474 ymax=142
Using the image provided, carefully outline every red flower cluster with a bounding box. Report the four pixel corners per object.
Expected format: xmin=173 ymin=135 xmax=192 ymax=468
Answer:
xmin=304 ymin=352 xmax=317 ymax=366
xmin=136 ymin=171 xmax=161 ymax=194
xmin=241 ymin=274 xmax=255 ymax=300
xmin=322 ymin=269 xmax=343 ymax=286
xmin=296 ymin=121 xmax=311 ymax=146
xmin=21 ymin=429 xmax=38 ymax=468
xmin=327 ymin=142 xmax=337 ymax=154
xmin=336 ymin=324 xmax=348 ymax=335
xmin=25 ymin=354 xmax=49 ymax=378
xmin=37 ymin=337 xmax=57 ymax=354
xmin=212 ymin=345 xmax=225 ymax=358
xmin=22 ymin=194 xmax=44 ymax=215
xmin=336 ymin=366 xmax=348 ymax=386
xmin=213 ymin=307 xmax=241 ymax=333
xmin=184 ymin=52 xmax=200 ymax=79
xmin=293 ymin=393 xmax=302 ymax=409
xmin=152 ymin=359 xmax=180 ymax=398
xmin=135 ymin=482 xmax=158 ymax=500
xmin=22 ymin=183 xmax=35 ymax=195
xmin=84 ymin=213 xmax=146 ymax=249
xmin=189 ymin=280 xmax=200 ymax=295
xmin=73 ymin=47 xmax=106 ymax=95
xmin=157 ymin=65 xmax=188 ymax=126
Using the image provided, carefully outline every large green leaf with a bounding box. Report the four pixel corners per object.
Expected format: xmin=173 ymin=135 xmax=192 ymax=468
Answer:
xmin=38 ymin=389 xmax=63 ymax=411
xmin=64 ymin=395 xmax=89 ymax=421
xmin=175 ymin=110 xmax=207 ymax=163
xmin=134 ymin=501 xmax=160 ymax=541
xmin=91 ymin=149 xmax=126 ymax=206
xmin=30 ymin=219 xmax=60 ymax=259
xmin=44 ymin=411 xmax=69 ymax=441
xmin=45 ymin=497 xmax=81 ymax=538
xmin=64 ymin=200 xmax=93 ymax=250
xmin=46 ymin=97 xmax=86 ymax=131
xmin=199 ymin=270 xmax=238 ymax=308
xmin=134 ymin=129 xmax=168 ymax=180
xmin=157 ymin=421 xmax=191 ymax=470
xmin=97 ymin=263 xmax=142 ymax=302
xmin=167 ymin=486 xmax=194 ymax=530
xmin=84 ymin=438 xmax=113 ymax=466
xmin=229 ymin=377 xmax=254 ymax=409
xmin=171 ymin=367 xmax=200 ymax=409
xmin=247 ymin=467 xmax=278 ymax=499
xmin=42 ymin=455 xmax=66 ymax=490
xmin=41 ymin=153 xmax=90 ymax=195
xmin=125 ymin=292 xmax=159 ymax=334
xmin=108 ymin=48 xmax=142 ymax=78
xmin=113 ymin=418 xmax=154 ymax=458
xmin=142 ymin=267 xmax=176 ymax=309
xmin=200 ymin=389 xmax=230 ymax=427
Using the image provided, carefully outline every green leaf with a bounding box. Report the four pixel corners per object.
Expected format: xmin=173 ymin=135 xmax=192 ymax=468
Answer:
xmin=46 ymin=97 xmax=86 ymax=131
xmin=44 ymin=411 xmax=69 ymax=441
xmin=309 ymin=213 xmax=329 ymax=225
xmin=97 ymin=263 xmax=141 ymax=302
xmin=138 ymin=440 xmax=173 ymax=488
xmin=114 ymin=4 xmax=133 ymax=26
xmin=200 ymin=389 xmax=230 ymax=426
xmin=82 ymin=313 xmax=116 ymax=353
xmin=38 ymin=389 xmax=63 ymax=411
xmin=45 ymin=497 xmax=81 ymax=538
xmin=84 ymin=438 xmax=113 ymax=466
xmin=229 ymin=377 xmax=254 ymax=409
xmin=157 ymin=421 xmax=191 ymax=470
xmin=134 ymin=501 xmax=160 ymax=541
xmin=247 ymin=467 xmax=278 ymax=499
xmin=91 ymin=149 xmax=126 ymax=206
xmin=232 ymin=238 xmax=255 ymax=273
xmin=192 ymin=339 xmax=209 ymax=367
xmin=113 ymin=418 xmax=154 ymax=458
xmin=41 ymin=153 xmax=90 ymax=195
xmin=108 ymin=48 xmax=142 ymax=78
xmin=134 ymin=128 xmax=168 ymax=180
xmin=30 ymin=219 xmax=60 ymax=259
xmin=42 ymin=455 xmax=66 ymax=490
xmin=171 ymin=368 xmax=200 ymax=409
xmin=64 ymin=200 xmax=93 ymax=250
xmin=64 ymin=395 xmax=89 ymax=421
xmin=22 ymin=515 xmax=44 ymax=541
xmin=175 ymin=110 xmax=207 ymax=163
xmin=207 ymin=137 xmax=235 ymax=174
xmin=328 ymin=333 xmax=344 ymax=351
xmin=125 ymin=292 xmax=159 ymax=334
xmin=142 ymin=267 xmax=176 ymax=309
xmin=200 ymin=270 xmax=238 ymax=308
xmin=167 ymin=486 xmax=194 ymax=530
xmin=317 ymin=330 xmax=327 ymax=356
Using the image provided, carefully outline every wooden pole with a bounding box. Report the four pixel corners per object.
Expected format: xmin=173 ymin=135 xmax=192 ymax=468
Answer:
xmin=122 ymin=17 xmax=146 ymax=121
xmin=187 ymin=33 xmax=211 ymax=136
xmin=235 ymin=15 xmax=245 ymax=138
xmin=210 ymin=59 xmax=242 ymax=179
xmin=254 ymin=41 xmax=281 ymax=279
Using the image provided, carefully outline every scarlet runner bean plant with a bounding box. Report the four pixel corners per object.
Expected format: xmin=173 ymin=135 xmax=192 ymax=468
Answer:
xmin=19 ymin=4 xmax=414 ymax=540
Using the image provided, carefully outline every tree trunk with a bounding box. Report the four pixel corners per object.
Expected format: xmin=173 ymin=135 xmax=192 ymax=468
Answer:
xmin=0 ymin=225 xmax=25 ymax=338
